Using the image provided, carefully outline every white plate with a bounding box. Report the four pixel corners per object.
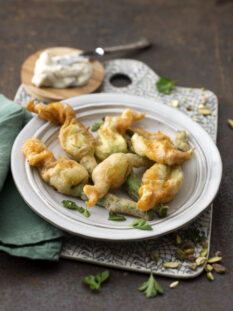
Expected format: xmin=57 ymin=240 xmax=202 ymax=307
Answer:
xmin=11 ymin=93 xmax=222 ymax=241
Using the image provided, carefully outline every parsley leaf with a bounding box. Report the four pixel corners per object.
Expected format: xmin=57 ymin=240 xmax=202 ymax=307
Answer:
xmin=83 ymin=208 xmax=90 ymax=218
xmin=139 ymin=271 xmax=164 ymax=298
xmin=108 ymin=212 xmax=126 ymax=221
xmin=156 ymin=76 xmax=175 ymax=94
xmin=131 ymin=219 xmax=153 ymax=231
xmin=62 ymin=200 xmax=90 ymax=218
xmin=91 ymin=122 xmax=103 ymax=132
xmin=83 ymin=275 xmax=100 ymax=290
xmin=83 ymin=270 xmax=110 ymax=291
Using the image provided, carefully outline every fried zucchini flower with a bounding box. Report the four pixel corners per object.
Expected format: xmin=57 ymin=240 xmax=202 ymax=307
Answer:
xmin=83 ymin=153 xmax=150 ymax=207
xmin=26 ymin=100 xmax=96 ymax=174
xmin=137 ymin=163 xmax=184 ymax=211
xmin=131 ymin=129 xmax=194 ymax=166
xmin=95 ymin=109 xmax=145 ymax=161
xmin=23 ymin=137 xmax=89 ymax=196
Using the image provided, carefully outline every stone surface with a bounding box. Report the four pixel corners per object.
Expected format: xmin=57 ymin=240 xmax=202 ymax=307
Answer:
xmin=0 ymin=0 xmax=232 ymax=310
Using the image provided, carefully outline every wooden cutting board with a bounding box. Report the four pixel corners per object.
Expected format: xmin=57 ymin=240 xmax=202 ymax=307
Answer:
xmin=21 ymin=47 xmax=104 ymax=102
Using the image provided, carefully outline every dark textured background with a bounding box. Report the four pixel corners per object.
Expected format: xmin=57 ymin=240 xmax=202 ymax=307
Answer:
xmin=0 ymin=0 xmax=232 ymax=310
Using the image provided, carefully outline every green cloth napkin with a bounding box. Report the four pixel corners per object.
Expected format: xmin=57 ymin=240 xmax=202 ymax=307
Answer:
xmin=0 ymin=94 xmax=63 ymax=260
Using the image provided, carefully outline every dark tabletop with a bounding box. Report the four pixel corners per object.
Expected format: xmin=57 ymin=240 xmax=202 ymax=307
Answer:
xmin=0 ymin=0 xmax=233 ymax=310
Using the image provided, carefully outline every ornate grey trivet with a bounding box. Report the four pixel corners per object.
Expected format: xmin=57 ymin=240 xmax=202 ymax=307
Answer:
xmin=14 ymin=59 xmax=218 ymax=278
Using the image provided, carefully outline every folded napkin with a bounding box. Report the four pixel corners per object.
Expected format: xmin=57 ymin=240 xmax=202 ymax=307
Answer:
xmin=0 ymin=94 xmax=63 ymax=260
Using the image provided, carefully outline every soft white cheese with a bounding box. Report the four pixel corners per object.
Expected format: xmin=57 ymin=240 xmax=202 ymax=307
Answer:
xmin=32 ymin=51 xmax=93 ymax=88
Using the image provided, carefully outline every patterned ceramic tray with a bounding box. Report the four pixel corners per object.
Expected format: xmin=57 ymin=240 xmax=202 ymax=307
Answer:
xmin=14 ymin=59 xmax=218 ymax=278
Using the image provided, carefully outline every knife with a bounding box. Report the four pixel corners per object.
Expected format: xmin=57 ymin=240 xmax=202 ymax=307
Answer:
xmin=55 ymin=38 xmax=151 ymax=65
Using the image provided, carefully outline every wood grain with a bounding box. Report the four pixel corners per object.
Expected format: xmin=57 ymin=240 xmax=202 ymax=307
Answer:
xmin=21 ymin=47 xmax=104 ymax=102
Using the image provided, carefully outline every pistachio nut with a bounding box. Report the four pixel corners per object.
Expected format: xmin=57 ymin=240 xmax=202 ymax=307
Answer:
xmin=188 ymin=255 xmax=196 ymax=262
xmin=175 ymin=248 xmax=187 ymax=261
xmin=180 ymin=241 xmax=195 ymax=250
xmin=201 ymin=95 xmax=207 ymax=104
xmin=212 ymin=263 xmax=226 ymax=274
xmin=206 ymin=272 xmax=214 ymax=281
xmin=184 ymin=248 xmax=195 ymax=255
xmin=163 ymin=262 xmax=180 ymax=269
xmin=189 ymin=263 xmax=197 ymax=271
xmin=170 ymin=281 xmax=179 ymax=289
xmin=215 ymin=251 xmax=222 ymax=257
xmin=198 ymin=106 xmax=212 ymax=116
xmin=200 ymin=249 xmax=208 ymax=257
xmin=207 ymin=256 xmax=222 ymax=264
xmin=171 ymin=100 xmax=179 ymax=108
xmin=200 ymin=241 xmax=208 ymax=248
xmin=196 ymin=256 xmax=207 ymax=266
xmin=176 ymin=234 xmax=182 ymax=245
xmin=228 ymin=119 xmax=233 ymax=128
xmin=150 ymin=250 xmax=159 ymax=262
xmin=204 ymin=264 xmax=213 ymax=272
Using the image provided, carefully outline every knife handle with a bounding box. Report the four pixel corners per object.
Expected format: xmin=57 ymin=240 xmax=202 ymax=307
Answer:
xmin=101 ymin=38 xmax=152 ymax=54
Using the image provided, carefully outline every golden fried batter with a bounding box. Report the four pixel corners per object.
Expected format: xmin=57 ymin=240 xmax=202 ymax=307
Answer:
xmin=131 ymin=131 xmax=194 ymax=166
xmin=27 ymin=100 xmax=76 ymax=124
xmin=137 ymin=163 xmax=184 ymax=211
xmin=26 ymin=100 xmax=96 ymax=174
xmin=23 ymin=137 xmax=89 ymax=196
xmin=131 ymin=128 xmax=172 ymax=143
xmin=84 ymin=153 xmax=150 ymax=208
xmin=95 ymin=109 xmax=145 ymax=161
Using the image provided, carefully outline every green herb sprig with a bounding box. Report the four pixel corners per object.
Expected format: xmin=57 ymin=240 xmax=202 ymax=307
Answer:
xmin=83 ymin=270 xmax=110 ymax=291
xmin=139 ymin=270 xmax=164 ymax=298
xmin=156 ymin=76 xmax=175 ymax=94
xmin=131 ymin=219 xmax=153 ymax=231
xmin=62 ymin=200 xmax=90 ymax=218
xmin=91 ymin=122 xmax=104 ymax=132
xmin=108 ymin=212 xmax=126 ymax=221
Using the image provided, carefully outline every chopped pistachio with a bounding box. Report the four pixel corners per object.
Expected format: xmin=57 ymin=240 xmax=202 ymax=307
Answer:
xmin=201 ymin=87 xmax=205 ymax=92
xmin=205 ymin=264 xmax=213 ymax=272
xmin=186 ymin=104 xmax=192 ymax=111
xmin=176 ymin=234 xmax=182 ymax=245
xmin=192 ymin=116 xmax=198 ymax=122
xmin=215 ymin=251 xmax=222 ymax=257
xmin=201 ymin=95 xmax=207 ymax=105
xmin=200 ymin=249 xmax=208 ymax=257
xmin=200 ymin=241 xmax=208 ymax=248
xmin=212 ymin=263 xmax=226 ymax=274
xmin=170 ymin=281 xmax=179 ymax=288
xmin=175 ymin=249 xmax=187 ymax=261
xmin=206 ymin=272 xmax=214 ymax=281
xmin=189 ymin=263 xmax=197 ymax=271
xmin=207 ymin=256 xmax=222 ymax=264
xmin=171 ymin=100 xmax=179 ymax=108
xmin=189 ymin=88 xmax=193 ymax=92
xmin=188 ymin=255 xmax=196 ymax=262
xmin=228 ymin=119 xmax=233 ymax=128
xmin=198 ymin=106 xmax=212 ymax=116
xmin=196 ymin=256 xmax=207 ymax=266
xmin=163 ymin=262 xmax=180 ymax=269
xmin=180 ymin=241 xmax=195 ymax=250
xmin=150 ymin=250 xmax=159 ymax=262
xmin=184 ymin=248 xmax=195 ymax=255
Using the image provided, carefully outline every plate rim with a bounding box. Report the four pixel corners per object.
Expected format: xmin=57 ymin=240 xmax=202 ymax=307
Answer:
xmin=11 ymin=93 xmax=222 ymax=241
